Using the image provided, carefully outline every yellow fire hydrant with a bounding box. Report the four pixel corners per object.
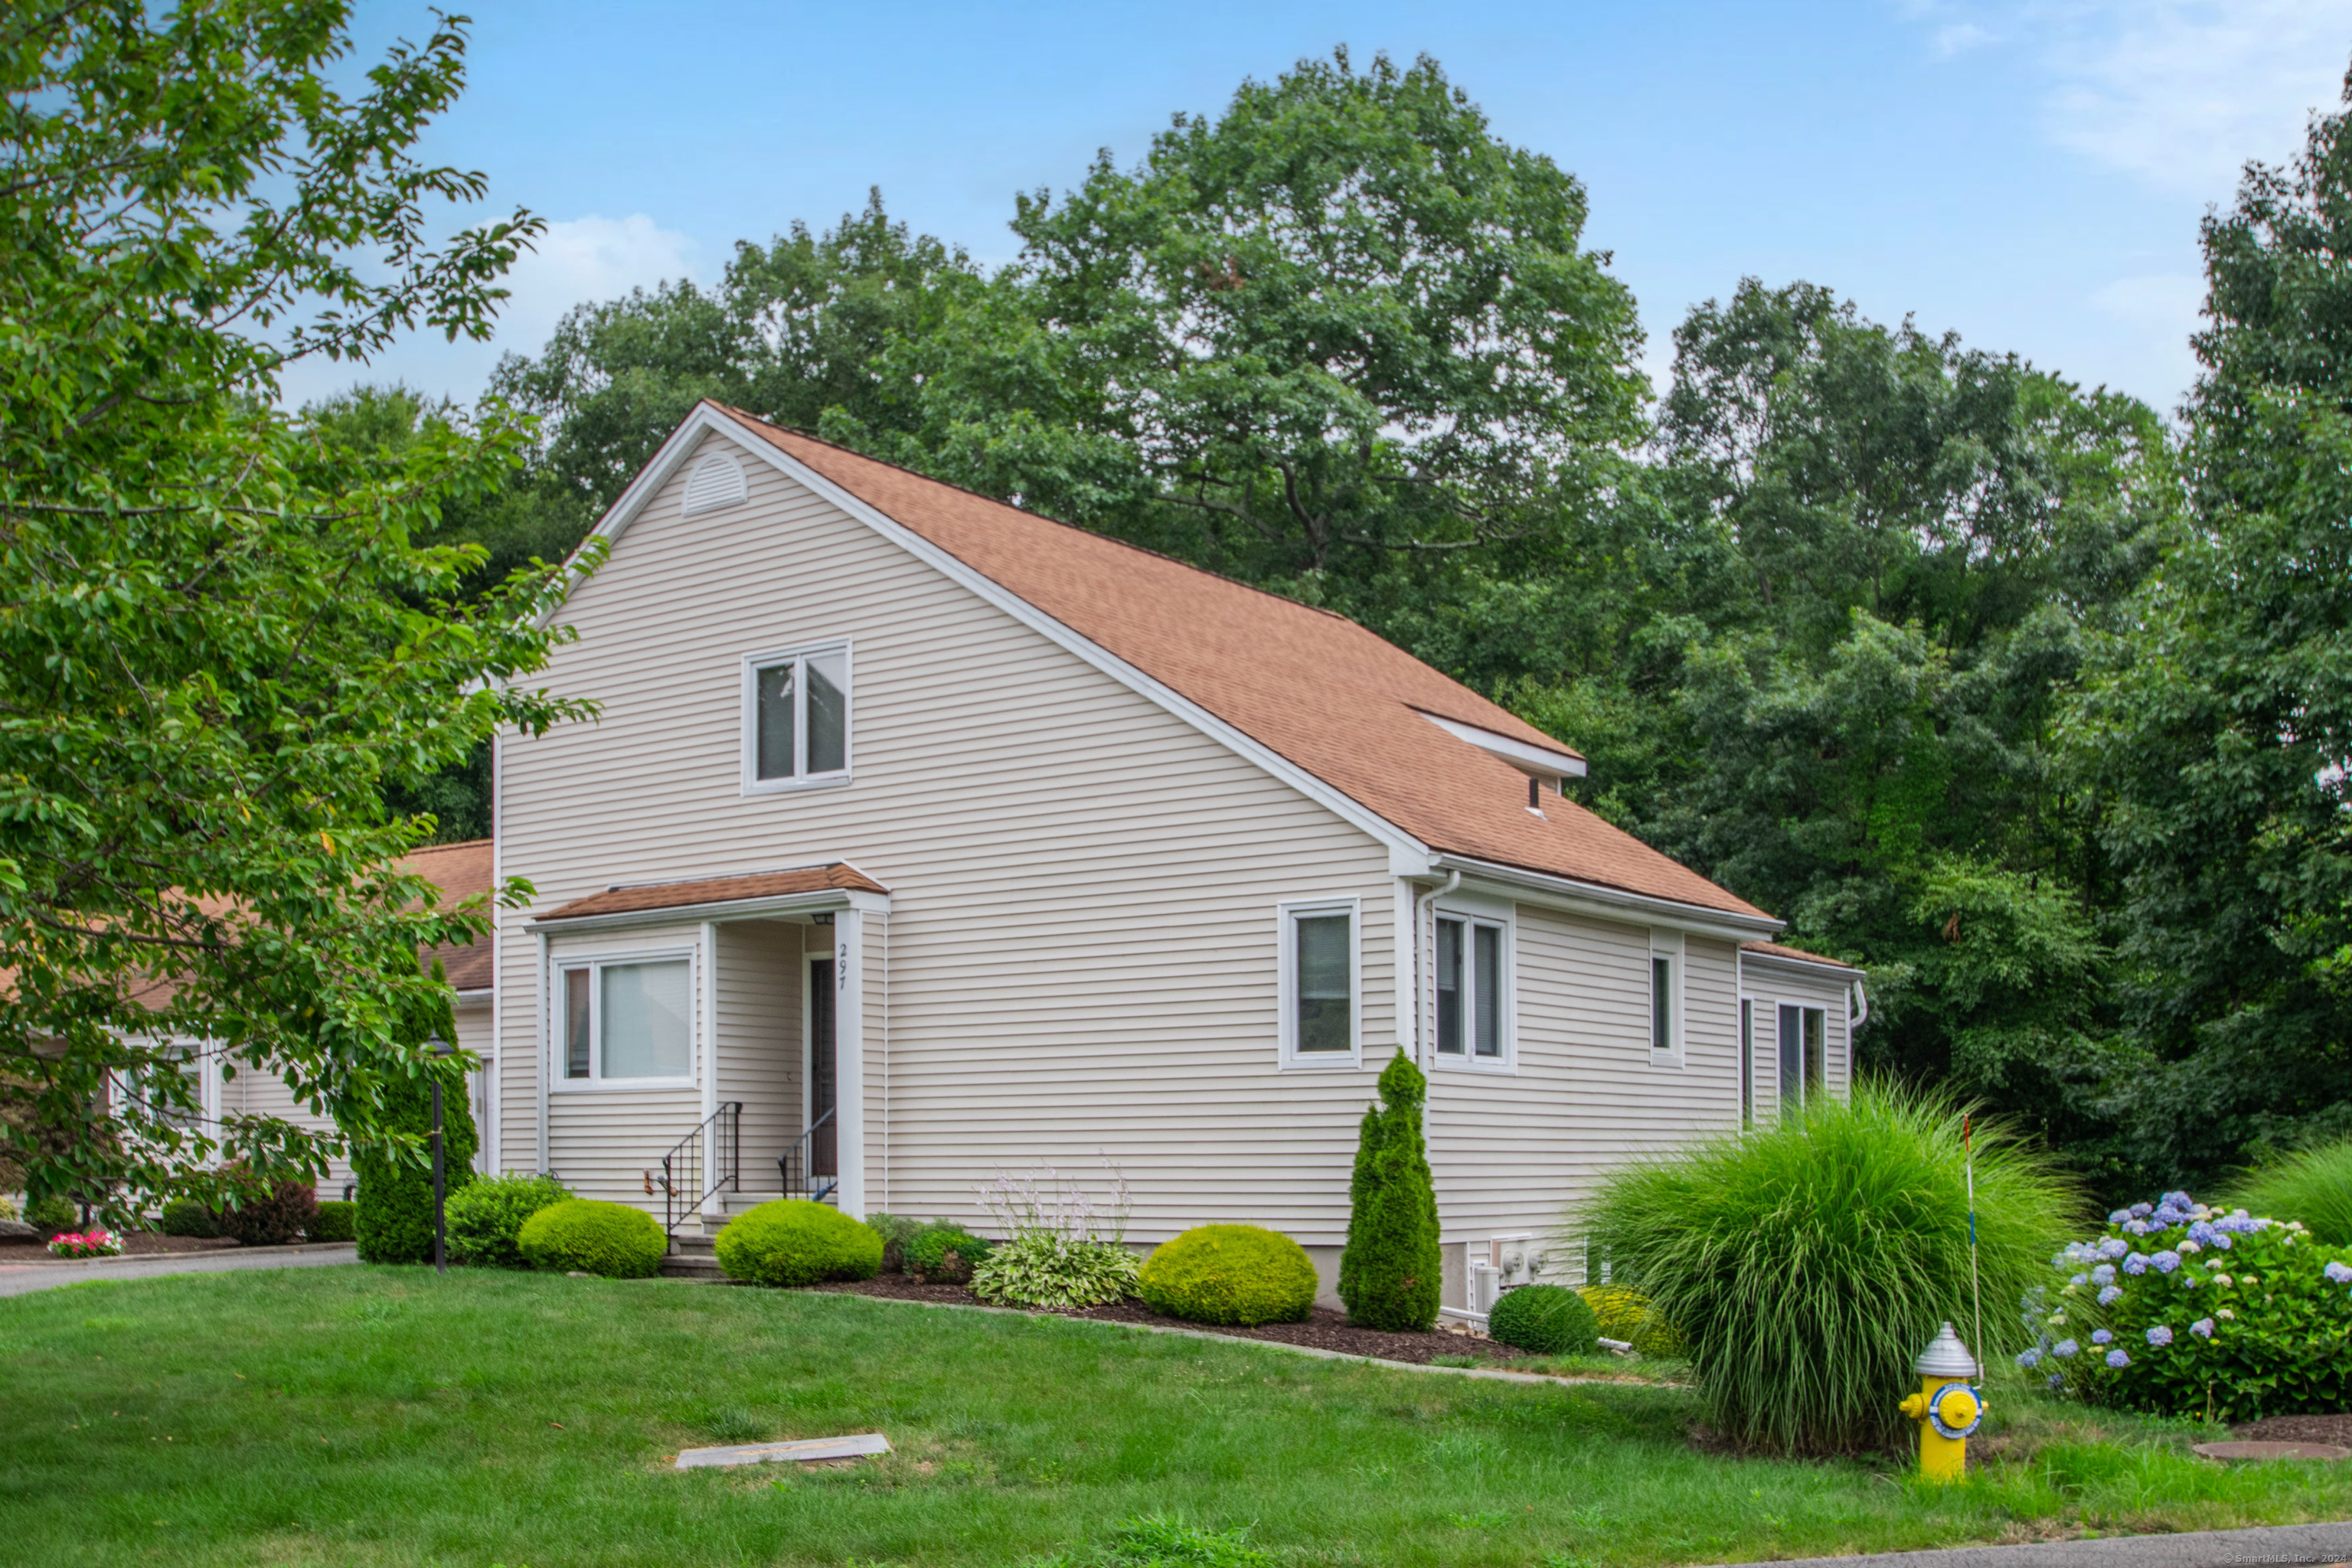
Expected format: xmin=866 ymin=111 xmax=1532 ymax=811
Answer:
xmin=1898 ymin=1321 xmax=1985 ymax=1482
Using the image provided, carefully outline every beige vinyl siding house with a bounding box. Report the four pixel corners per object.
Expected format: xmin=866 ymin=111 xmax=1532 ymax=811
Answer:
xmin=488 ymin=403 xmax=1866 ymax=1315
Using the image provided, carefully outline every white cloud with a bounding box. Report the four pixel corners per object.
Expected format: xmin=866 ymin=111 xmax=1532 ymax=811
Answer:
xmin=1934 ymin=21 xmax=1998 ymax=57
xmin=276 ymin=212 xmax=704 ymax=409
xmin=1905 ymin=2 xmax=2352 ymax=196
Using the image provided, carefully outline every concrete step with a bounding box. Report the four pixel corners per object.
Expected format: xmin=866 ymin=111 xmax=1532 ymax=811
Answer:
xmin=671 ymin=1234 xmax=717 ymax=1256
xmin=659 ymin=1250 xmax=727 ymax=1281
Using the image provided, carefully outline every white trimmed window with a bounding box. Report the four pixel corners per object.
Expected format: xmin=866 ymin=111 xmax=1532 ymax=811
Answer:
xmin=557 ymin=955 xmax=695 ymax=1086
xmin=1648 ymin=928 xmax=1684 ymax=1063
xmin=1432 ymin=909 xmax=1514 ymax=1069
xmin=741 ymin=642 xmax=851 ymax=793
xmin=1777 ymin=1002 xmax=1827 ymax=1115
xmin=1278 ymin=898 xmax=1359 ymax=1067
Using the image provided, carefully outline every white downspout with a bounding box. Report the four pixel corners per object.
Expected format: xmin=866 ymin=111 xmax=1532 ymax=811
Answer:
xmin=1413 ymin=869 xmax=1460 ymax=1064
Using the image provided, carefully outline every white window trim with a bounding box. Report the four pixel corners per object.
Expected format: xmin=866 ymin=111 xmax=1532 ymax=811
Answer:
xmin=1277 ymin=897 xmax=1362 ymax=1070
xmin=739 ymin=639 xmax=854 ymax=797
xmin=549 ymin=946 xmax=701 ymax=1093
xmin=1429 ymin=900 xmax=1517 ymax=1073
xmin=1648 ymin=927 xmax=1686 ymax=1066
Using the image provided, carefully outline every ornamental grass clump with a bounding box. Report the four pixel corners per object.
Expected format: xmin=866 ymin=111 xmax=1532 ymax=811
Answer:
xmin=2222 ymin=1140 xmax=2352 ymax=1246
xmin=1585 ymin=1084 xmax=2077 ymax=1455
xmin=2027 ymin=1191 xmax=2352 ymax=1419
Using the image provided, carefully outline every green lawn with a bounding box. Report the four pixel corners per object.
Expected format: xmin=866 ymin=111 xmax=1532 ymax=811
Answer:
xmin=3 ymin=1267 xmax=2348 ymax=1567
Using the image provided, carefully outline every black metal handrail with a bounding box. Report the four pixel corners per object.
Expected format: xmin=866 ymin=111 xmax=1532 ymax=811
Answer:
xmin=651 ymin=1101 xmax=741 ymax=1237
xmin=777 ymin=1108 xmax=837 ymax=1205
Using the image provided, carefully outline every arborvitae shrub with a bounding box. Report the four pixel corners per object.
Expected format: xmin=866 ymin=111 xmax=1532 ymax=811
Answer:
xmin=350 ymin=974 xmax=477 ymax=1264
xmin=1138 ymin=1224 xmax=1318 ymax=1325
xmin=446 ymin=1172 xmax=571 ymax=1268
xmin=1488 ymin=1283 xmax=1599 ymax=1355
xmin=717 ymin=1200 xmax=883 ymax=1286
xmin=517 ymin=1199 xmax=668 ymax=1279
xmin=1338 ymin=1053 xmax=1442 ymax=1331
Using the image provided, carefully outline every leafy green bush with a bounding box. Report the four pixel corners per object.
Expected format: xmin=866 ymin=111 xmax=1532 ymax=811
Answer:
xmin=1338 ymin=1054 xmax=1441 ymax=1331
xmin=2028 ymin=1192 xmax=2352 ymax=1420
xmin=1488 ymin=1283 xmax=1599 ymax=1355
xmin=24 ymin=1193 xmax=77 ymax=1235
xmin=157 ymin=1197 xmax=220 ymax=1239
xmin=904 ymin=1223 xmax=993 ymax=1285
xmin=862 ymin=1211 xmax=926 ymax=1272
xmin=714 ymin=1200 xmax=882 ymax=1287
xmin=517 ymin=1199 xmax=666 ymax=1279
xmin=973 ymin=1231 xmax=1139 ymax=1308
xmin=445 ymin=1172 xmax=570 ymax=1269
xmin=349 ymin=991 xmax=477 ymax=1264
xmin=308 ymin=1200 xmax=355 ymax=1243
xmin=1579 ymin=1282 xmax=1681 ymax=1357
xmin=2223 ymin=1142 xmax=2352 ymax=1246
xmin=214 ymin=1167 xmax=316 ymax=1246
xmin=1137 ymin=1224 xmax=1316 ymax=1325
xmin=1585 ymin=1085 xmax=2077 ymax=1454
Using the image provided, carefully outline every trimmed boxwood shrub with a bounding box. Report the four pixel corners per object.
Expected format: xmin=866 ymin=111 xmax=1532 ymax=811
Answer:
xmin=905 ymin=1223 xmax=993 ymax=1285
xmin=1138 ymin=1224 xmax=1318 ymax=1326
xmin=1489 ymin=1283 xmax=1599 ymax=1355
xmin=446 ymin=1172 xmax=571 ymax=1269
xmin=715 ymin=1200 xmax=882 ymax=1287
xmin=517 ymin=1199 xmax=667 ymax=1279
xmin=309 ymin=1200 xmax=356 ymax=1243
xmin=158 ymin=1197 xmax=220 ymax=1239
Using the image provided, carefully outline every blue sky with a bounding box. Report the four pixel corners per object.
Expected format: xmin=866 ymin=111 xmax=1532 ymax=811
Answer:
xmin=299 ymin=0 xmax=2352 ymax=420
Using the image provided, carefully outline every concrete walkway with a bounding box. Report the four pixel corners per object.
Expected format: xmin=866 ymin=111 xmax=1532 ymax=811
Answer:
xmin=1694 ymin=1522 xmax=2352 ymax=1568
xmin=0 ymin=1242 xmax=357 ymax=1297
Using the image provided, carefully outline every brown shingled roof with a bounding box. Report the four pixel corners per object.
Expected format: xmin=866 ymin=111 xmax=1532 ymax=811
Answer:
xmin=410 ymin=838 xmax=495 ymax=991
xmin=539 ymin=863 xmax=888 ymax=924
xmin=710 ymin=405 xmax=1768 ymax=921
xmin=1741 ymin=940 xmax=1862 ymax=974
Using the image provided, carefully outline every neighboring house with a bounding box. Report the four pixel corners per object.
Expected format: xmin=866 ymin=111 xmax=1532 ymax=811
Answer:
xmin=167 ymin=838 xmax=498 ymax=1194
xmin=485 ymin=401 xmax=1866 ymax=1314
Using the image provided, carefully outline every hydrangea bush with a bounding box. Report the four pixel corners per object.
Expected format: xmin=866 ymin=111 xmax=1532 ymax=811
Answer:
xmin=2020 ymin=1191 xmax=2352 ymax=1420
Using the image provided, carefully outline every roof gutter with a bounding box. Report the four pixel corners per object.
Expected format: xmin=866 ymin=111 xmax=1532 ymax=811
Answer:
xmin=1428 ymin=853 xmax=1783 ymax=943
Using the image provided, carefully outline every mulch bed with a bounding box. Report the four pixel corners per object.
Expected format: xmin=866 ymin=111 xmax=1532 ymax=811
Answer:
xmin=2236 ymin=1413 xmax=2352 ymax=1447
xmin=815 ymin=1272 xmax=1530 ymax=1367
xmin=0 ymin=1233 xmax=242 ymax=1265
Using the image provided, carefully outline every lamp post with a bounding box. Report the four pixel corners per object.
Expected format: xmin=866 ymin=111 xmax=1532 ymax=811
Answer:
xmin=427 ymin=1031 xmax=455 ymax=1276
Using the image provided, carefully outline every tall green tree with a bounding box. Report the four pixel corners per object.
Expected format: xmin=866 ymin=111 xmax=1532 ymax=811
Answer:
xmin=2067 ymin=67 xmax=2352 ymax=1182
xmin=834 ymin=48 xmax=1649 ymax=629
xmin=1338 ymin=1054 xmax=1441 ymax=1332
xmin=0 ymin=0 xmax=590 ymax=1217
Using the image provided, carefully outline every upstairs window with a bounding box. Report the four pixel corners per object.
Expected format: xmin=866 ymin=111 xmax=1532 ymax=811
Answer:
xmin=1777 ymin=1002 xmax=1828 ymax=1114
xmin=743 ymin=643 xmax=851 ymax=792
xmin=1433 ymin=912 xmax=1510 ymax=1066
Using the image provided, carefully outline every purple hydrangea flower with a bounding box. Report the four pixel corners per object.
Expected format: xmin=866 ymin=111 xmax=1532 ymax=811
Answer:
xmin=2099 ymin=1236 xmax=2131 ymax=1260
xmin=2106 ymin=1348 xmax=2132 ymax=1368
xmin=2091 ymin=1263 xmax=2117 ymax=1285
xmin=2099 ymin=1285 xmax=2123 ymax=1305
xmin=2190 ymin=1318 xmax=2215 ymax=1339
xmin=2147 ymin=1325 xmax=2174 ymax=1347
xmin=2325 ymin=1262 xmax=2352 ymax=1285
xmin=2123 ymin=1253 xmax=2151 ymax=1276
xmin=2213 ymin=1233 xmax=2233 ymax=1250
xmin=2018 ymin=1348 xmax=2043 ymax=1368
xmin=2154 ymin=1250 xmax=2183 ymax=1274
xmin=2047 ymin=1372 xmax=2066 ymax=1392
xmin=2188 ymin=1220 xmax=2220 ymax=1246
xmin=2162 ymin=1191 xmax=2193 ymax=1209
xmin=2131 ymin=1203 xmax=2154 ymax=1219
xmin=2091 ymin=1329 xmax=2114 ymax=1345
xmin=2109 ymin=1209 xmax=2133 ymax=1226
xmin=2125 ymin=1220 xmax=2151 ymax=1236
xmin=2070 ymin=1272 xmax=2090 ymax=1287
xmin=2053 ymin=1338 xmax=2079 ymax=1358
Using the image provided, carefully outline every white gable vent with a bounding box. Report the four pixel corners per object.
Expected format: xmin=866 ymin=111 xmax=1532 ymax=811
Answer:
xmin=681 ymin=452 xmax=748 ymax=516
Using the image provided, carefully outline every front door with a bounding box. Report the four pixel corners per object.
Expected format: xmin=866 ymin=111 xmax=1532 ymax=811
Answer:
xmin=809 ymin=957 xmax=837 ymax=1178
